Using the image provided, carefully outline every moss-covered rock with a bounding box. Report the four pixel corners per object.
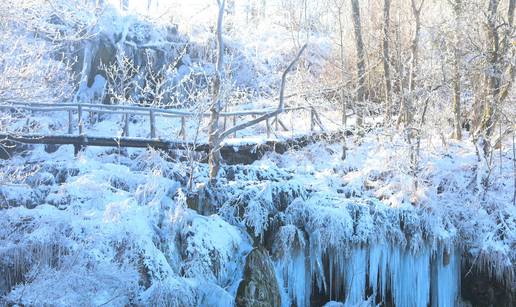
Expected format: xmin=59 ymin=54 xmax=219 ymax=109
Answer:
xmin=236 ymin=247 xmax=281 ymax=307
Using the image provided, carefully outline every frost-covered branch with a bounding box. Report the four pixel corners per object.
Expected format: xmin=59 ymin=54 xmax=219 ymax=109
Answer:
xmin=219 ymin=44 xmax=307 ymax=140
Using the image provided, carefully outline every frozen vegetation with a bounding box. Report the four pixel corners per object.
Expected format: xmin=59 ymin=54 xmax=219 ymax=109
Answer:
xmin=1 ymin=133 xmax=514 ymax=306
xmin=1 ymin=0 xmax=515 ymax=306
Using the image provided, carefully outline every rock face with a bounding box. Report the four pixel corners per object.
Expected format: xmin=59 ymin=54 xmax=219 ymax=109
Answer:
xmin=461 ymin=268 xmax=515 ymax=307
xmin=236 ymin=248 xmax=281 ymax=307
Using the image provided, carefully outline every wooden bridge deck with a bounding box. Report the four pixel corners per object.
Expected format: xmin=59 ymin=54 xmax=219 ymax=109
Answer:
xmin=0 ymin=130 xmax=349 ymax=164
xmin=0 ymin=102 xmax=342 ymax=164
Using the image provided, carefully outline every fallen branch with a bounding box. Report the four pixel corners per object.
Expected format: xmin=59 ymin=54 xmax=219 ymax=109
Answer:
xmin=219 ymin=44 xmax=307 ymax=140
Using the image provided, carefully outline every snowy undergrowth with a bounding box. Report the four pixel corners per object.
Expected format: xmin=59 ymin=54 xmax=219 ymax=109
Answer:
xmin=0 ymin=127 xmax=514 ymax=306
xmin=0 ymin=146 xmax=251 ymax=306
xmin=262 ymin=129 xmax=515 ymax=304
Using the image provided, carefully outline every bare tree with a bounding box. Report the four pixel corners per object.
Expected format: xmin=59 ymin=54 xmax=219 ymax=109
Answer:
xmin=207 ymin=0 xmax=307 ymax=183
xmin=397 ymin=0 xmax=425 ymax=127
xmin=451 ymin=0 xmax=462 ymax=140
xmin=207 ymin=0 xmax=226 ymax=184
xmin=330 ymin=0 xmax=348 ymax=159
xmin=350 ymin=0 xmax=365 ymax=127
xmin=408 ymin=0 xmax=424 ymax=93
xmin=0 ymin=2 xmax=80 ymax=106
xmin=382 ymin=0 xmax=393 ymax=121
xmin=478 ymin=0 xmax=514 ymax=155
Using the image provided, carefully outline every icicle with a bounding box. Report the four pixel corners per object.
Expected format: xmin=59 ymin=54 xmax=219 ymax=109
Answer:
xmin=344 ymin=248 xmax=367 ymax=306
xmin=387 ymin=246 xmax=431 ymax=307
xmin=273 ymin=226 xmax=311 ymax=307
xmin=431 ymin=247 xmax=460 ymax=307
xmin=309 ymin=231 xmax=327 ymax=297
xmin=368 ymin=245 xmax=382 ymax=299
xmin=275 ymin=242 xmax=460 ymax=307
xmin=275 ymin=250 xmax=310 ymax=307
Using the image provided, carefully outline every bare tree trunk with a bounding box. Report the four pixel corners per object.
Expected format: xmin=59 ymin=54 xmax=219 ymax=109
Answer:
xmin=351 ymin=0 xmax=365 ymax=127
xmin=409 ymin=0 xmax=424 ymax=92
xmin=394 ymin=11 xmax=405 ymax=128
xmin=499 ymin=0 xmax=515 ymax=103
xmin=480 ymin=0 xmax=515 ymax=155
xmin=208 ymin=0 xmax=226 ymax=184
xmin=335 ymin=2 xmax=348 ymax=159
xmin=504 ymin=0 xmax=515 ymax=52
xmin=382 ymin=0 xmax=392 ymax=121
xmin=480 ymin=0 xmax=501 ymax=155
xmin=406 ymin=0 xmax=424 ymax=126
xmin=452 ymin=0 xmax=462 ymax=140
xmin=396 ymin=0 xmax=424 ymax=127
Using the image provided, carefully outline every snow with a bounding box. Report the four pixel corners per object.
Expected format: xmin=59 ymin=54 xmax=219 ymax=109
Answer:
xmin=1 ymin=0 xmax=515 ymax=306
xmin=0 ymin=146 xmax=251 ymax=306
xmin=1 ymin=126 xmax=514 ymax=306
xmin=273 ymin=191 xmax=460 ymax=307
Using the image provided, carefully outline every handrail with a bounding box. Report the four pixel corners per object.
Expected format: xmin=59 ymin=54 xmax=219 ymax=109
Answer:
xmin=0 ymin=102 xmax=310 ymax=117
xmin=0 ymin=101 xmax=326 ymax=142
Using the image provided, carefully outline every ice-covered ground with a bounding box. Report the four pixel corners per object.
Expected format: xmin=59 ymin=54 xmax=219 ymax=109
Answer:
xmin=1 ymin=1 xmax=514 ymax=306
xmin=1 ymin=127 xmax=514 ymax=306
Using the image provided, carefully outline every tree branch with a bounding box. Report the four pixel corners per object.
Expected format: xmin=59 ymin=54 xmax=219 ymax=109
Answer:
xmin=219 ymin=43 xmax=307 ymax=140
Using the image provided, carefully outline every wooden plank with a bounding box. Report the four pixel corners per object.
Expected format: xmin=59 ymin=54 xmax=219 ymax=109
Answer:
xmin=310 ymin=107 xmax=315 ymax=132
xmin=266 ymin=118 xmax=271 ymax=138
xmin=0 ymin=133 xmax=205 ymax=151
xmin=223 ymin=104 xmax=228 ymax=130
xmin=0 ymin=129 xmax=356 ymax=164
xmin=277 ymin=118 xmax=289 ymax=131
xmin=0 ymin=105 xmax=72 ymax=112
xmin=312 ymin=110 xmax=326 ymax=131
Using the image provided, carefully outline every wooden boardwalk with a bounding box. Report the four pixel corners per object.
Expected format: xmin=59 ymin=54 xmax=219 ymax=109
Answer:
xmin=0 ymin=102 xmax=338 ymax=163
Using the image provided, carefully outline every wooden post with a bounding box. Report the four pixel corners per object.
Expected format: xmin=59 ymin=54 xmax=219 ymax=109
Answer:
xmin=123 ymin=113 xmax=129 ymax=137
xmin=275 ymin=115 xmax=279 ymax=131
xmin=233 ymin=115 xmax=237 ymax=138
xmin=266 ymin=117 xmax=271 ymax=138
xmin=181 ymin=116 xmax=186 ymax=141
xmin=78 ymin=105 xmax=84 ymax=135
xmin=310 ymin=107 xmax=315 ymax=132
xmin=68 ymin=110 xmax=73 ymax=134
xmin=291 ymin=110 xmax=294 ymax=132
xmin=150 ymin=109 xmax=156 ymax=138
xmin=223 ymin=105 xmax=228 ymax=130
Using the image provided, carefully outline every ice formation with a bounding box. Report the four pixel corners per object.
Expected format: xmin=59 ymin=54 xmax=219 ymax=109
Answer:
xmin=270 ymin=193 xmax=462 ymax=307
xmin=275 ymin=242 xmax=460 ymax=307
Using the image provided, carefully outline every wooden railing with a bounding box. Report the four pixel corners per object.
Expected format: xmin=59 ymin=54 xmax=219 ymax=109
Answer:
xmin=0 ymin=102 xmax=326 ymax=141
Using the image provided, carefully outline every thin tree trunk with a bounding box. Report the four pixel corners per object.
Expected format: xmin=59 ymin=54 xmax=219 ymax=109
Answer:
xmin=351 ymin=0 xmax=365 ymax=127
xmin=409 ymin=0 xmax=423 ymax=93
xmin=395 ymin=10 xmax=405 ymax=128
xmin=337 ymin=4 xmax=347 ymax=159
xmin=480 ymin=0 xmax=501 ymax=155
xmin=499 ymin=0 xmax=515 ymax=103
xmin=208 ymin=0 xmax=225 ymax=184
xmin=382 ymin=0 xmax=392 ymax=121
xmin=405 ymin=0 xmax=424 ymax=126
xmin=452 ymin=0 xmax=462 ymax=140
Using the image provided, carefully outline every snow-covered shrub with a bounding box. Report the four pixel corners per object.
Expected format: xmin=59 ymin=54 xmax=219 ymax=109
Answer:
xmin=218 ymin=179 xmax=307 ymax=240
xmin=5 ymin=257 xmax=139 ymax=306
xmin=0 ymin=185 xmax=39 ymax=209
xmin=139 ymin=276 xmax=198 ymax=307
xmin=179 ymin=214 xmax=251 ymax=287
